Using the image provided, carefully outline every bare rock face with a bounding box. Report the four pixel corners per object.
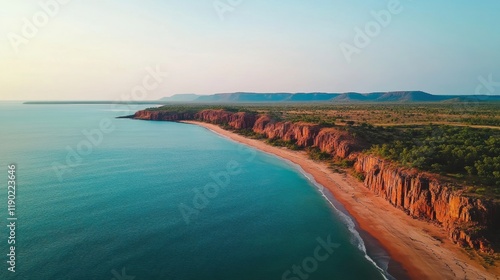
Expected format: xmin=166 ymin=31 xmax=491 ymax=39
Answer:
xmin=195 ymin=110 xmax=256 ymax=129
xmin=133 ymin=109 xmax=499 ymax=253
xmin=253 ymin=115 xmax=272 ymax=134
xmin=194 ymin=109 xmax=233 ymax=124
xmin=449 ymin=226 xmax=494 ymax=254
xmin=252 ymin=116 xmax=321 ymax=147
xmin=256 ymin=121 xmax=293 ymax=140
xmin=314 ymin=128 xmax=362 ymax=158
xmin=283 ymin=122 xmax=321 ymax=147
xmin=354 ymin=154 xmax=499 ymax=253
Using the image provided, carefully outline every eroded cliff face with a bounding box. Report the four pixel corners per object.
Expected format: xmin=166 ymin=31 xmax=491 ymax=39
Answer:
xmin=132 ymin=109 xmax=498 ymax=252
xmin=314 ymin=128 xmax=363 ymax=159
xmin=195 ymin=110 xmax=256 ymax=130
xmin=253 ymin=116 xmax=321 ymax=147
xmin=133 ymin=110 xmax=194 ymax=121
xmin=354 ymin=154 xmax=499 ymax=253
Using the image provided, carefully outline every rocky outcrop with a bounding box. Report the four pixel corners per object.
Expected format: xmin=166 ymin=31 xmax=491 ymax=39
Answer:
xmin=132 ymin=109 xmax=499 ymax=252
xmin=314 ymin=128 xmax=364 ymax=159
xmin=354 ymin=154 xmax=499 ymax=253
xmin=195 ymin=110 xmax=256 ymax=130
xmin=133 ymin=110 xmax=195 ymax=121
xmin=252 ymin=115 xmax=272 ymax=133
xmin=253 ymin=116 xmax=321 ymax=147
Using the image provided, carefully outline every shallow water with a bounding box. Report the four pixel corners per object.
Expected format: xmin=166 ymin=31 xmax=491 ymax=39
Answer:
xmin=0 ymin=102 xmax=392 ymax=280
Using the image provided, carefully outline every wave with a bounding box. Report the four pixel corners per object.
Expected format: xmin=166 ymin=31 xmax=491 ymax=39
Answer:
xmin=285 ymin=162 xmax=392 ymax=280
xmin=190 ymin=123 xmax=393 ymax=279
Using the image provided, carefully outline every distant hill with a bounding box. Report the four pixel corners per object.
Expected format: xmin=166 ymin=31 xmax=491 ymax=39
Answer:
xmin=193 ymin=92 xmax=341 ymax=102
xmin=288 ymin=92 xmax=340 ymax=101
xmin=160 ymin=91 xmax=500 ymax=103
xmin=160 ymin=94 xmax=201 ymax=102
xmin=332 ymin=91 xmax=452 ymax=102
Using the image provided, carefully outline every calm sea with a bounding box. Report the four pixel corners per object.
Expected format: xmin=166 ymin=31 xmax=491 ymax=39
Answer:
xmin=0 ymin=102 xmax=402 ymax=280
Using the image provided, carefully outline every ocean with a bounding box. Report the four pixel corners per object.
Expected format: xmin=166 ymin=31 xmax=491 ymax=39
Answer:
xmin=0 ymin=102 xmax=400 ymax=280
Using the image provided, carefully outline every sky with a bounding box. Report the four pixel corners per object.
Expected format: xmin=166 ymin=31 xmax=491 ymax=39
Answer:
xmin=1 ymin=0 xmax=499 ymax=100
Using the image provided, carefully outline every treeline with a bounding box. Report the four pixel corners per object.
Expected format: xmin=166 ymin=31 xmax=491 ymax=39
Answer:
xmin=369 ymin=125 xmax=500 ymax=189
xmin=265 ymin=138 xmax=301 ymax=150
xmin=462 ymin=117 xmax=500 ymax=126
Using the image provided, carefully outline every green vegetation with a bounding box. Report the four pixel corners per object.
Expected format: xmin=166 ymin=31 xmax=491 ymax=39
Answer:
xmin=352 ymin=171 xmax=366 ymax=182
xmin=368 ymin=125 xmax=500 ymax=190
xmin=266 ymin=138 xmax=301 ymax=150
xmin=233 ymin=129 xmax=266 ymax=139
xmin=462 ymin=117 xmax=500 ymax=126
xmin=306 ymin=147 xmax=331 ymax=161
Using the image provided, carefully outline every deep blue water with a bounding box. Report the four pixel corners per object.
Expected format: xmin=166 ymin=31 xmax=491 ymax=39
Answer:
xmin=0 ymin=103 xmax=394 ymax=280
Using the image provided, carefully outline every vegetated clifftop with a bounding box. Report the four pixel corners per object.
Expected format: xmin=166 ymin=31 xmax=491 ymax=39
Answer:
xmin=133 ymin=110 xmax=195 ymax=121
xmin=131 ymin=109 xmax=499 ymax=253
xmin=195 ymin=110 xmax=257 ymax=130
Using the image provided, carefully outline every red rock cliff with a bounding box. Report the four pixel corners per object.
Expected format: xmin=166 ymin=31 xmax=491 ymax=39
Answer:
xmin=314 ymin=128 xmax=364 ymax=159
xmin=253 ymin=115 xmax=321 ymax=147
xmin=133 ymin=110 xmax=195 ymax=121
xmin=354 ymin=154 xmax=499 ymax=252
xmin=195 ymin=110 xmax=256 ymax=130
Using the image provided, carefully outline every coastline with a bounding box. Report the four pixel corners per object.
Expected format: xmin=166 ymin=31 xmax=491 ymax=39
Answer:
xmin=181 ymin=120 xmax=500 ymax=280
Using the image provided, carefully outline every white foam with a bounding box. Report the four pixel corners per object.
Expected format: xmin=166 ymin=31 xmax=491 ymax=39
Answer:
xmin=285 ymin=162 xmax=390 ymax=280
xmin=190 ymin=123 xmax=392 ymax=279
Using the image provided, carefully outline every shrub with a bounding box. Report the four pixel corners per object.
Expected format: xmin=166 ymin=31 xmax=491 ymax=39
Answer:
xmin=306 ymin=147 xmax=331 ymax=161
xmin=353 ymin=171 xmax=366 ymax=182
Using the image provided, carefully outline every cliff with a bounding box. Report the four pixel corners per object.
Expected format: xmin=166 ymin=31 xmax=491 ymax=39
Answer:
xmin=133 ymin=110 xmax=195 ymax=121
xmin=131 ymin=109 xmax=499 ymax=253
xmin=253 ymin=116 xmax=321 ymax=147
xmin=354 ymin=154 xmax=499 ymax=253
xmin=195 ymin=110 xmax=257 ymax=130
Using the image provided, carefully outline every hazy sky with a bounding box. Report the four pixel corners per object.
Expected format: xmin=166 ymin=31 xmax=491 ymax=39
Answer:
xmin=1 ymin=0 xmax=499 ymax=100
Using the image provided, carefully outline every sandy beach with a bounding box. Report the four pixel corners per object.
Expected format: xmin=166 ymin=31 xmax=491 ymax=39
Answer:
xmin=182 ymin=120 xmax=500 ymax=280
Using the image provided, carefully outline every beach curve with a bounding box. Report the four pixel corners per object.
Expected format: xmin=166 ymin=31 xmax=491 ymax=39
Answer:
xmin=180 ymin=120 xmax=500 ymax=280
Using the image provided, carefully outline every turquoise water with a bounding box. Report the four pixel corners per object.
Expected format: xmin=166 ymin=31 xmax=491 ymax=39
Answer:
xmin=0 ymin=103 xmax=395 ymax=280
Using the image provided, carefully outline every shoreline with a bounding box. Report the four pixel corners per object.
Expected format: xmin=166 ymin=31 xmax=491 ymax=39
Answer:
xmin=181 ymin=120 xmax=499 ymax=280
xmin=227 ymin=133 xmax=404 ymax=279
